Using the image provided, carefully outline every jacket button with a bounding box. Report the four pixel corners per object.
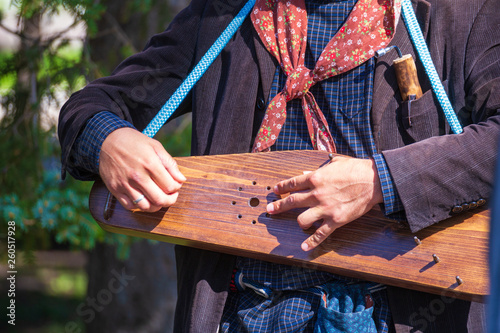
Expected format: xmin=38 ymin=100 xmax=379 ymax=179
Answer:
xmin=461 ymin=203 xmax=470 ymax=211
xmin=469 ymin=201 xmax=478 ymax=209
xmin=477 ymin=198 xmax=486 ymax=206
xmin=452 ymin=205 xmax=463 ymax=214
xmin=256 ymin=97 xmax=266 ymax=110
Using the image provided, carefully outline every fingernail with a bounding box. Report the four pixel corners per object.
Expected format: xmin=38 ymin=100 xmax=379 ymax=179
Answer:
xmin=178 ymin=171 xmax=187 ymax=182
xmin=266 ymin=203 xmax=275 ymax=213
xmin=273 ymin=185 xmax=279 ymax=194
xmin=301 ymin=242 xmax=310 ymax=252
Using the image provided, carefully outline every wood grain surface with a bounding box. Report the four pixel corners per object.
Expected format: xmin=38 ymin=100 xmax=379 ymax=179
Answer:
xmin=89 ymin=150 xmax=489 ymax=302
xmin=393 ymin=54 xmax=423 ymax=101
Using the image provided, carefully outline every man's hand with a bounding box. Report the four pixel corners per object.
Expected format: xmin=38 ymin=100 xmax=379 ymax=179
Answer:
xmin=99 ymin=127 xmax=186 ymax=212
xmin=266 ymin=155 xmax=383 ymax=251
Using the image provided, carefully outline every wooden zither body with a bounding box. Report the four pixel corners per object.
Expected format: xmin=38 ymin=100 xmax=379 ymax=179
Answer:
xmin=89 ymin=150 xmax=489 ymax=302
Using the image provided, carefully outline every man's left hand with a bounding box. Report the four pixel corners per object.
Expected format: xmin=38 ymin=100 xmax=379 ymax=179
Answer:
xmin=266 ymin=155 xmax=384 ymax=251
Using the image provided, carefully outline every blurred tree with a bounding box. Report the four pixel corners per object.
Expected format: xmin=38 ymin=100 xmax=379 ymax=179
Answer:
xmin=1 ymin=0 xmax=109 ymax=263
xmin=1 ymin=0 xmax=190 ymax=331
xmin=86 ymin=0 xmax=173 ymax=79
xmin=83 ymin=1 xmax=190 ymax=332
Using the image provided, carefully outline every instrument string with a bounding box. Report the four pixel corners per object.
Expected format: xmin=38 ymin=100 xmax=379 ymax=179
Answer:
xmin=101 ymin=185 xmax=486 ymax=265
xmin=99 ymin=195 xmax=479 ymax=281
xmin=92 ymin=149 xmax=488 ymax=295
xmin=123 ymin=193 xmax=485 ymax=266
xmin=97 ymin=154 xmax=486 ymax=285
xmin=129 ymin=211 xmax=464 ymax=282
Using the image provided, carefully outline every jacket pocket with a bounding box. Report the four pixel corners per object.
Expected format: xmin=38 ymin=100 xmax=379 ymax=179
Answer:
xmin=399 ymin=80 xmax=449 ymax=143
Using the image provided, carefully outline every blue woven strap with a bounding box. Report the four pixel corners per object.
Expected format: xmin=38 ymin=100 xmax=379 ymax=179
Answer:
xmin=142 ymin=0 xmax=256 ymax=138
xmin=401 ymin=0 xmax=463 ymax=134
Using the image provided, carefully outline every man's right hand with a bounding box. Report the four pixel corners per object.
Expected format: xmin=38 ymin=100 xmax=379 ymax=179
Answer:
xmin=98 ymin=127 xmax=186 ymax=212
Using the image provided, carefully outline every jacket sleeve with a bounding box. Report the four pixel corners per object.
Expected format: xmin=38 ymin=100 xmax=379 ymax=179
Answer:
xmin=382 ymin=0 xmax=500 ymax=233
xmin=58 ymin=0 xmax=211 ymax=180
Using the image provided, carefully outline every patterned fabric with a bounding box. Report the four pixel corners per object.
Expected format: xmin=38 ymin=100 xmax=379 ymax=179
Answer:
xmin=222 ymin=1 xmax=396 ymax=332
xmin=314 ymin=283 xmax=377 ymax=333
xmin=373 ymin=154 xmax=405 ymax=215
xmin=222 ymin=287 xmax=321 ymax=332
xmin=67 ymin=1 xmax=404 ymax=330
xmin=68 ymin=111 xmax=135 ymax=176
xmin=221 ymin=261 xmax=392 ymax=332
xmin=251 ymin=0 xmax=401 ymax=152
xmin=69 ymin=111 xmax=404 ymax=220
xmin=142 ymin=0 xmax=257 ymax=138
xmin=400 ymin=0 xmax=462 ymax=135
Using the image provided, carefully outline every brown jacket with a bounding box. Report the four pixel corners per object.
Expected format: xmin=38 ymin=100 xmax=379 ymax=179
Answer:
xmin=59 ymin=0 xmax=500 ymax=331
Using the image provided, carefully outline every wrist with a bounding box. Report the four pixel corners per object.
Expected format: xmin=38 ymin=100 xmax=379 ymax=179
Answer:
xmin=369 ymin=158 xmax=384 ymax=205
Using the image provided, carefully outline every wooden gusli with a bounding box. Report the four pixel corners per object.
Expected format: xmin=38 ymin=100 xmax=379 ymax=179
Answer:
xmin=89 ymin=150 xmax=489 ymax=302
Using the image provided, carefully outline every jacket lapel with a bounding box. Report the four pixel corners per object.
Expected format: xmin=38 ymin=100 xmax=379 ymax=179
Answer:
xmin=252 ymin=28 xmax=277 ymax=104
xmin=371 ymin=0 xmax=431 ymax=145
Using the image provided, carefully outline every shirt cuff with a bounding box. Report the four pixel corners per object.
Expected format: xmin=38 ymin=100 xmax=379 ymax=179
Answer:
xmin=69 ymin=111 xmax=135 ymax=175
xmin=372 ymin=153 xmax=405 ymax=216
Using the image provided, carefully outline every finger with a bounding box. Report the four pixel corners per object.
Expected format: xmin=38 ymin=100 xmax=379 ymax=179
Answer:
xmin=131 ymin=178 xmax=180 ymax=210
xmin=148 ymin=161 xmax=184 ymax=194
xmin=139 ymin=142 xmax=184 ymax=194
xmin=297 ymin=207 xmax=323 ymax=230
xmin=266 ymin=191 xmax=313 ymax=214
xmin=273 ymin=173 xmax=310 ymax=195
xmin=114 ymin=192 xmax=135 ymax=211
xmin=113 ymin=189 xmax=160 ymax=212
xmin=126 ymin=185 xmax=161 ymax=212
xmin=301 ymin=221 xmax=338 ymax=252
xmin=153 ymin=141 xmax=186 ymax=183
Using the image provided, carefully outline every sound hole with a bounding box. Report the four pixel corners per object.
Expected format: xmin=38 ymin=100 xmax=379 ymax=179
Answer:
xmin=248 ymin=197 xmax=260 ymax=207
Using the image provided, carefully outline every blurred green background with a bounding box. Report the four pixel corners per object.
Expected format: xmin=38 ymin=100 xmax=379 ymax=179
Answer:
xmin=0 ymin=0 xmax=190 ymax=331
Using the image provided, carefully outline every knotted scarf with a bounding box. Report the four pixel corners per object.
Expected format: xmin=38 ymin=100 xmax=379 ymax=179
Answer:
xmin=251 ymin=0 xmax=401 ymax=152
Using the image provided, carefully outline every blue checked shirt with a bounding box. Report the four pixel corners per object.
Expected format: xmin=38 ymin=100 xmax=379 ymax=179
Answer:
xmin=223 ymin=0 xmax=401 ymax=331
xmin=68 ymin=111 xmax=135 ymax=178
xmin=69 ymin=0 xmax=405 ymax=331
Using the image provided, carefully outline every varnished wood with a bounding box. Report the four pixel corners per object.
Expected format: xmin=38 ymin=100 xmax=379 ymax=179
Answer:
xmin=393 ymin=54 xmax=423 ymax=100
xmin=89 ymin=150 xmax=489 ymax=302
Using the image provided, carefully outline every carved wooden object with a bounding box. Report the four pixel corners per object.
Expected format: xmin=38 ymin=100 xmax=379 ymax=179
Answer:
xmin=393 ymin=54 xmax=423 ymax=101
xmin=89 ymin=150 xmax=489 ymax=302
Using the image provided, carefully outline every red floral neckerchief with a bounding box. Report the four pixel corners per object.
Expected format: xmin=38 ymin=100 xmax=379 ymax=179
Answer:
xmin=251 ymin=0 xmax=401 ymax=152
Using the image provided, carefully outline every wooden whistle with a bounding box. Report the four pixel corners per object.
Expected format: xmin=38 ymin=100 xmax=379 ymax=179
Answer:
xmin=375 ymin=46 xmax=423 ymax=101
xmin=393 ymin=54 xmax=423 ymax=101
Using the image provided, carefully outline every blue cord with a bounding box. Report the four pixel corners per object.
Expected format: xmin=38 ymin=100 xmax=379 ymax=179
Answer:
xmin=142 ymin=0 xmax=256 ymax=138
xmin=401 ymin=0 xmax=463 ymax=134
